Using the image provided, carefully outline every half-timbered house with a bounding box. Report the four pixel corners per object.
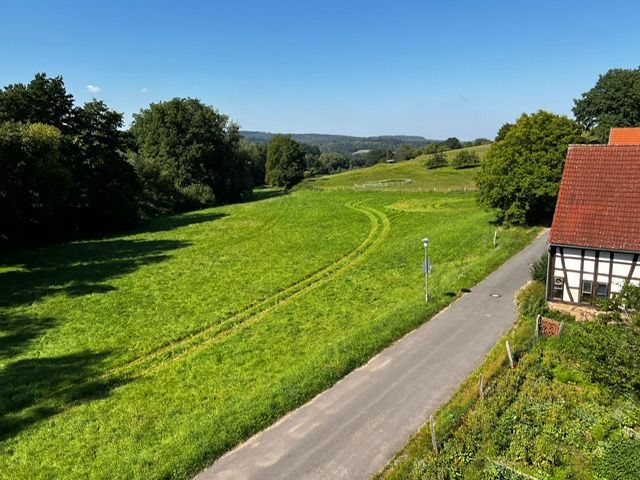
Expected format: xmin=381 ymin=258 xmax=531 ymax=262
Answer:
xmin=547 ymin=130 xmax=640 ymax=305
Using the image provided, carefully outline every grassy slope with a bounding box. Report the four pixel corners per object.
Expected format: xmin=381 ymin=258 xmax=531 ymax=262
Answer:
xmin=1 ymin=158 xmax=536 ymax=479
xmin=376 ymin=285 xmax=640 ymax=480
xmin=304 ymin=144 xmax=490 ymax=192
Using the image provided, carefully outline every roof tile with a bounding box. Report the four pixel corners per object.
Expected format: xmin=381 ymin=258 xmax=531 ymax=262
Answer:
xmin=549 ymin=145 xmax=640 ymax=252
xmin=609 ymin=127 xmax=640 ymax=145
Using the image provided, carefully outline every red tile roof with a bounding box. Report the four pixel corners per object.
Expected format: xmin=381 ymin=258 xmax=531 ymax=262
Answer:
xmin=609 ymin=127 xmax=640 ymax=145
xmin=549 ymin=145 xmax=640 ymax=252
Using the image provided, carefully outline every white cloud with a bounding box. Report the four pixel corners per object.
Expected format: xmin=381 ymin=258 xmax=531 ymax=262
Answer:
xmin=141 ymin=87 xmax=149 ymax=93
xmin=86 ymin=84 xmax=102 ymax=94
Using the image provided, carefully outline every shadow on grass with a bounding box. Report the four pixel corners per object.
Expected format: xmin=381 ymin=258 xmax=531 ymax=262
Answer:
xmin=140 ymin=211 xmax=227 ymax=234
xmin=0 ymin=238 xmax=191 ymax=309
xmin=241 ymin=187 xmax=287 ymax=203
xmin=0 ymin=341 xmax=125 ymax=442
xmin=0 ymin=236 xmax=194 ymax=439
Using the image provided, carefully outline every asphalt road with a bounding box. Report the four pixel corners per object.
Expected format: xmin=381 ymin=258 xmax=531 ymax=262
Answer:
xmin=195 ymin=231 xmax=549 ymax=480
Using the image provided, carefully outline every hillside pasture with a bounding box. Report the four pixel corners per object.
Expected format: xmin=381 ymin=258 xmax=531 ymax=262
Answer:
xmin=0 ymin=156 xmax=535 ymax=479
xmin=305 ymin=144 xmax=490 ymax=192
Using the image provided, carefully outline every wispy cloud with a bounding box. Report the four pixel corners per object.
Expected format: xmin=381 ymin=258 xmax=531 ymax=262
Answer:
xmin=86 ymin=84 xmax=102 ymax=94
xmin=141 ymin=87 xmax=149 ymax=93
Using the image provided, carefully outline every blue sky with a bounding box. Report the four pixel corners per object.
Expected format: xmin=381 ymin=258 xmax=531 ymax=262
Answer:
xmin=1 ymin=1 xmax=639 ymax=139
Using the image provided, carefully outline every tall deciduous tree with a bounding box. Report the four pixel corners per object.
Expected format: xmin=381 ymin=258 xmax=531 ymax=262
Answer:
xmin=265 ymin=135 xmax=306 ymax=188
xmin=0 ymin=122 xmax=69 ymax=241
xmin=130 ymin=98 xmax=251 ymax=213
xmin=73 ymin=100 xmax=141 ymax=230
xmin=0 ymin=73 xmax=75 ymax=133
xmin=476 ymin=111 xmax=582 ymax=225
xmin=573 ymin=67 xmax=640 ymax=142
xmin=0 ymin=74 xmax=141 ymax=241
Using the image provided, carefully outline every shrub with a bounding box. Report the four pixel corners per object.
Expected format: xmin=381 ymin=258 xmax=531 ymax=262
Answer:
xmin=425 ymin=152 xmax=448 ymax=169
xmin=451 ymin=150 xmax=481 ymax=169
xmin=516 ymin=281 xmax=547 ymax=318
xmin=529 ymin=252 xmax=548 ymax=283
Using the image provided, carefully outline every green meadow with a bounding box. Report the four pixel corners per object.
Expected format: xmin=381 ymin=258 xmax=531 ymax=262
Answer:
xmin=306 ymin=144 xmax=490 ymax=192
xmin=0 ymin=154 xmax=537 ymax=479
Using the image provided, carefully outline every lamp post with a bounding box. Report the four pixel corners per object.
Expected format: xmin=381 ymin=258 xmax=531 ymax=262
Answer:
xmin=422 ymin=237 xmax=430 ymax=303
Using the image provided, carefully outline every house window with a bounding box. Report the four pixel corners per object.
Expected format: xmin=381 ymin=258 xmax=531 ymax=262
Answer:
xmin=596 ymin=282 xmax=608 ymax=299
xmin=581 ymin=280 xmax=593 ymax=303
xmin=553 ymin=277 xmax=564 ymax=300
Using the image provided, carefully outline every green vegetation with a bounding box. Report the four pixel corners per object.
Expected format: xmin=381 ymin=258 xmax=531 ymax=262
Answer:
xmin=376 ymin=282 xmax=640 ymax=480
xmin=476 ymin=111 xmax=582 ymax=225
xmin=573 ymin=67 xmax=640 ymax=142
xmin=0 ymin=74 xmax=141 ymax=242
xmin=425 ymin=152 xmax=448 ymax=169
xmin=0 ymin=156 xmax=537 ymax=479
xmin=130 ymin=98 xmax=252 ymax=212
xmin=529 ymin=252 xmax=548 ymax=283
xmin=240 ymin=131 xmax=432 ymax=153
xmin=265 ymin=134 xmax=307 ymax=187
xmin=451 ymin=150 xmax=481 ymax=169
xmin=304 ymin=144 xmax=490 ymax=192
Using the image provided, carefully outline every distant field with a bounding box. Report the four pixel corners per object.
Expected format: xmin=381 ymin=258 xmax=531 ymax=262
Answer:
xmin=0 ymin=149 xmax=538 ymax=480
xmin=304 ymin=144 xmax=490 ymax=192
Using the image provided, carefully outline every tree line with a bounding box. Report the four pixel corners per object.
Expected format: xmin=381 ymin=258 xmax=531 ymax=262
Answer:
xmin=476 ymin=66 xmax=640 ymax=225
xmin=0 ymin=74 xmax=331 ymax=244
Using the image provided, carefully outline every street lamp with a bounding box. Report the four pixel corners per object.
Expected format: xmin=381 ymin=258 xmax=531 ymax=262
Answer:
xmin=422 ymin=237 xmax=430 ymax=303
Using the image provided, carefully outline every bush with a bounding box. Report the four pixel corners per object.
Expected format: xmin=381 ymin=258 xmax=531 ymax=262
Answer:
xmin=425 ymin=152 xmax=448 ymax=169
xmin=529 ymin=252 xmax=548 ymax=283
xmin=516 ymin=281 xmax=547 ymax=318
xmin=451 ymin=150 xmax=480 ymax=169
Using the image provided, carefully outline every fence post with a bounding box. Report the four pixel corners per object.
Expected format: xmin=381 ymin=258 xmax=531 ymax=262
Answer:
xmin=535 ymin=314 xmax=540 ymax=338
xmin=429 ymin=414 xmax=438 ymax=454
xmin=506 ymin=340 xmax=515 ymax=368
xmin=493 ymin=230 xmax=498 ymax=248
xmin=479 ymin=374 xmax=484 ymax=400
xmin=558 ymin=321 xmax=564 ymax=336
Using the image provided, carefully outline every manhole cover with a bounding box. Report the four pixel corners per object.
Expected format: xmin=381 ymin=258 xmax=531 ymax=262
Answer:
xmin=490 ymin=293 xmax=502 ymax=298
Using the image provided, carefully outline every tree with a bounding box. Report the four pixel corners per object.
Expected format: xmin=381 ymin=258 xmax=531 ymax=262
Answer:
xmin=240 ymin=141 xmax=267 ymax=186
xmin=72 ymin=100 xmax=141 ymax=230
xmin=0 ymin=74 xmax=140 ymax=239
xmin=0 ymin=122 xmax=69 ymax=242
xmin=424 ymin=152 xmax=447 ymax=169
xmin=573 ymin=67 xmax=640 ymax=142
xmin=130 ymin=98 xmax=251 ymax=212
xmin=442 ymin=137 xmax=462 ymax=150
xmin=0 ymin=73 xmax=75 ymax=134
xmin=317 ymin=152 xmax=350 ymax=174
xmin=265 ymin=135 xmax=306 ymax=188
xmin=476 ymin=111 xmax=582 ymax=225
xmin=396 ymin=144 xmax=419 ymax=162
xmin=450 ymin=150 xmax=480 ymax=169
xmin=495 ymin=122 xmax=514 ymax=142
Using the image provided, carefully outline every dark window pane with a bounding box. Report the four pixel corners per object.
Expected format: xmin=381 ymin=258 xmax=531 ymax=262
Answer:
xmin=597 ymin=283 xmax=608 ymax=297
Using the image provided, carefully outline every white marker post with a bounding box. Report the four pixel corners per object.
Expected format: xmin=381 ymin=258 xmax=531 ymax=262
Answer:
xmin=429 ymin=414 xmax=438 ymax=454
xmin=506 ymin=340 xmax=515 ymax=368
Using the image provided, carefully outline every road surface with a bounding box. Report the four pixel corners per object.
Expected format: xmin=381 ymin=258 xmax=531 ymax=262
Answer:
xmin=195 ymin=231 xmax=548 ymax=480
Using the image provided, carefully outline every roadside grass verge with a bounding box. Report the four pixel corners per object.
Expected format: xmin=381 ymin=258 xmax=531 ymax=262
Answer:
xmin=376 ymin=282 xmax=640 ymax=480
xmin=1 ymin=179 xmax=536 ymax=478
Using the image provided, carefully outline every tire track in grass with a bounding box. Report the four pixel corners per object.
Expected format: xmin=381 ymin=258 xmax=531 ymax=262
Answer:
xmin=139 ymin=203 xmax=390 ymax=376
xmin=21 ymin=202 xmax=390 ymax=414
xmin=116 ymin=203 xmax=389 ymax=375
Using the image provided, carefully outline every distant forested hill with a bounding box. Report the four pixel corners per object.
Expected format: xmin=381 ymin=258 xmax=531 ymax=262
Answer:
xmin=240 ymin=131 xmax=435 ymax=153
